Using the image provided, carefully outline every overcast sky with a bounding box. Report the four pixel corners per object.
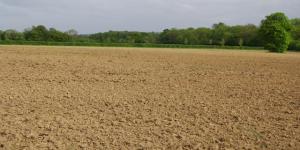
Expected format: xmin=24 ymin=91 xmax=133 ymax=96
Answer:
xmin=0 ymin=0 xmax=299 ymax=33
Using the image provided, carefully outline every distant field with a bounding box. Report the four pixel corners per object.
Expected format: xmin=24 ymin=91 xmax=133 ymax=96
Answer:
xmin=0 ymin=45 xmax=299 ymax=149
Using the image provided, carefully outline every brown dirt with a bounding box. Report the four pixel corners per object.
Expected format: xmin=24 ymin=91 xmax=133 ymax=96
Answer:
xmin=0 ymin=45 xmax=299 ymax=150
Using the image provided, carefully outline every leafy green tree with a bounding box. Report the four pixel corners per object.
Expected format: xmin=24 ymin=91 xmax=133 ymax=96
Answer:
xmin=89 ymin=31 xmax=158 ymax=44
xmin=1 ymin=29 xmax=24 ymax=40
xmin=183 ymin=28 xmax=198 ymax=45
xmin=290 ymin=18 xmax=300 ymax=40
xmin=48 ymin=28 xmax=71 ymax=42
xmin=195 ymin=28 xmax=212 ymax=45
xmin=24 ymin=25 xmax=49 ymax=41
xmin=260 ymin=12 xmax=292 ymax=52
xmin=159 ymin=29 xmax=182 ymax=44
xmin=227 ymin=24 xmax=260 ymax=46
xmin=288 ymin=18 xmax=300 ymax=51
xmin=143 ymin=32 xmax=159 ymax=43
xmin=211 ymin=23 xmax=231 ymax=46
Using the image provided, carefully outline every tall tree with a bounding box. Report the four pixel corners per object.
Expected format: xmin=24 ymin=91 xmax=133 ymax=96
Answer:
xmin=260 ymin=12 xmax=292 ymax=52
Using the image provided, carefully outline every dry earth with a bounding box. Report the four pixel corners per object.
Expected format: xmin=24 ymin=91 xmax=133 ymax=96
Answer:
xmin=0 ymin=46 xmax=299 ymax=150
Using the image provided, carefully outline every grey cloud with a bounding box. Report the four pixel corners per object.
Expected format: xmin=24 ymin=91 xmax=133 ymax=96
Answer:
xmin=0 ymin=0 xmax=299 ymax=33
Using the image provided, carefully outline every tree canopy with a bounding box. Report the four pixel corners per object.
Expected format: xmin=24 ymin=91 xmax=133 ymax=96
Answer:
xmin=23 ymin=25 xmax=71 ymax=42
xmin=0 ymin=12 xmax=299 ymax=51
xmin=260 ymin=12 xmax=292 ymax=52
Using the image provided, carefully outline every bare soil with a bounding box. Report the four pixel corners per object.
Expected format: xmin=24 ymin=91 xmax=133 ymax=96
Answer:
xmin=0 ymin=46 xmax=299 ymax=150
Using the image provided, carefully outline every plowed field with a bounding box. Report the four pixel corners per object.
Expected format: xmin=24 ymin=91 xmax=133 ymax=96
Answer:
xmin=0 ymin=46 xmax=299 ymax=149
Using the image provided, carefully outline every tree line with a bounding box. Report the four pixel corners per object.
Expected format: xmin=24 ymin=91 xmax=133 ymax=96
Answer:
xmin=1 ymin=12 xmax=299 ymax=51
